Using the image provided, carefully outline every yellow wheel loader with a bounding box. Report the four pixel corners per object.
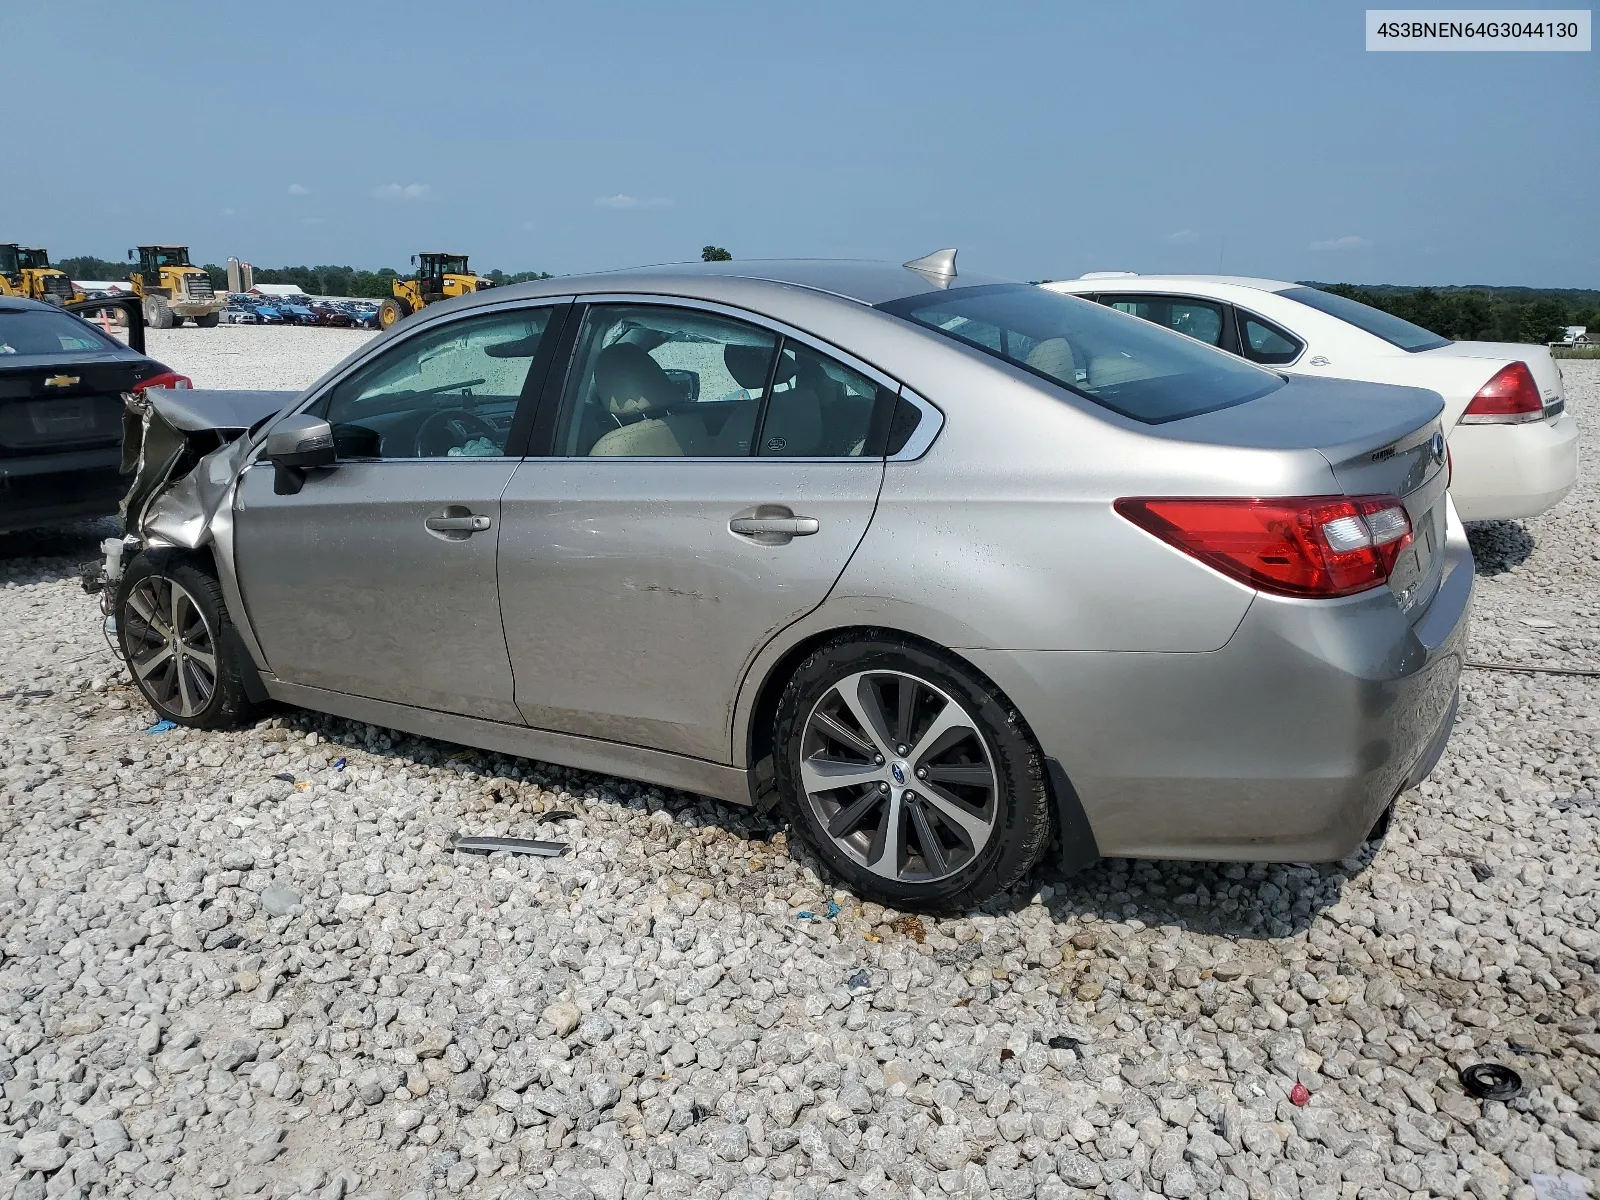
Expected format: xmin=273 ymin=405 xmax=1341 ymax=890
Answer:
xmin=0 ymin=244 xmax=84 ymax=304
xmin=127 ymin=246 xmax=225 ymax=329
xmin=378 ymin=253 xmax=494 ymax=329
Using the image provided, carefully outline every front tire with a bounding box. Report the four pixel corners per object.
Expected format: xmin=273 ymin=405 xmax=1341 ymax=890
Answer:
xmin=143 ymin=297 xmax=173 ymax=330
xmin=773 ymin=633 xmax=1051 ymax=911
xmin=118 ymin=555 xmax=256 ymax=730
xmin=378 ymin=297 xmax=410 ymax=328
xmin=194 ymin=311 xmax=220 ymax=328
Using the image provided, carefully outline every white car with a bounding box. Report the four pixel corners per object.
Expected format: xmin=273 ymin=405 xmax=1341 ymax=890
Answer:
xmin=1043 ymin=275 xmax=1579 ymax=521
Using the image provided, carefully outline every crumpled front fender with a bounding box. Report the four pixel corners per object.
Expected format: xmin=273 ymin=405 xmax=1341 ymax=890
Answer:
xmin=121 ymin=388 xmax=296 ymax=549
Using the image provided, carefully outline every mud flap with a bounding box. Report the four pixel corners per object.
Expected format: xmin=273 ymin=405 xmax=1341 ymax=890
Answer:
xmin=1046 ymin=758 xmax=1102 ymax=876
xmin=221 ymin=626 xmax=271 ymax=706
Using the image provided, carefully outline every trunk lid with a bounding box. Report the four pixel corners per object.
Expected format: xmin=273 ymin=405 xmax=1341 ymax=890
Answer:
xmin=1418 ymin=340 xmax=1565 ymax=414
xmin=1167 ymin=375 xmax=1450 ymax=618
xmin=0 ymin=352 xmax=147 ymax=456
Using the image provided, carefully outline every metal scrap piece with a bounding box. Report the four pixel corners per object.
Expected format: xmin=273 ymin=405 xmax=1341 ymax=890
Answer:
xmin=452 ymin=834 xmax=568 ymax=857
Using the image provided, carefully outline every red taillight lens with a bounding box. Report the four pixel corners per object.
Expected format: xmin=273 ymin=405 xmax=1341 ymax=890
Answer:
xmin=1115 ymin=495 xmax=1413 ymax=599
xmin=132 ymin=371 xmax=193 ymax=392
xmin=1461 ymin=361 xmax=1543 ymax=424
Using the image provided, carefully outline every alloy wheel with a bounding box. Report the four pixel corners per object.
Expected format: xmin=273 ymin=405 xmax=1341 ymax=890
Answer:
xmin=799 ymin=670 xmax=999 ymax=884
xmin=123 ymin=576 xmax=218 ymax=719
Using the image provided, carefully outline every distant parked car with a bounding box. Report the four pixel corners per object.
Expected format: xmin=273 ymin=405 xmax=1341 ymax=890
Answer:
xmin=0 ymin=296 xmax=189 ymax=532
xmin=1044 ymin=275 xmax=1579 ymax=521
xmin=311 ymin=303 xmax=353 ymax=328
xmin=252 ymin=305 xmax=287 ymax=325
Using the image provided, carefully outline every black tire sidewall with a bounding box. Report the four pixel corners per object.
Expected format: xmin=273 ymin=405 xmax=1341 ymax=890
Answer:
xmin=773 ymin=634 xmax=1050 ymax=912
xmin=117 ymin=555 xmax=250 ymax=730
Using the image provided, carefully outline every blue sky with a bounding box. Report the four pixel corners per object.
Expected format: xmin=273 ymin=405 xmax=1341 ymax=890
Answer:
xmin=7 ymin=1 xmax=1596 ymax=286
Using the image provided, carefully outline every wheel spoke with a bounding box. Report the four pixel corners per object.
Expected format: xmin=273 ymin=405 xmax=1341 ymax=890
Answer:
xmin=864 ymin=788 xmax=904 ymax=880
xmin=924 ymin=762 xmax=993 ymax=788
xmin=907 ymin=797 xmax=951 ymax=877
xmin=918 ymin=783 xmax=992 ymax=845
xmin=810 ymin=709 xmax=876 ymax=759
xmin=908 ymin=700 xmax=971 ymax=768
xmin=895 ymin=678 xmax=919 ymax=748
xmin=836 ymin=675 xmax=895 ymax=757
xmin=175 ymin=655 xmax=198 ymax=716
xmin=827 ymin=789 xmax=885 ymax=839
xmin=132 ymin=643 xmax=175 ymax=680
xmin=170 ymin=584 xmax=189 ymax=640
xmin=800 ymin=756 xmax=882 ymax=794
xmin=184 ymin=646 xmax=217 ymax=677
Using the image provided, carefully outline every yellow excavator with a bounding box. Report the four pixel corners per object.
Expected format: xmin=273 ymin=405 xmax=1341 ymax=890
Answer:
xmin=0 ymin=244 xmax=84 ymax=304
xmin=379 ymin=252 xmax=494 ymax=329
xmin=127 ymin=245 xmax=225 ymax=328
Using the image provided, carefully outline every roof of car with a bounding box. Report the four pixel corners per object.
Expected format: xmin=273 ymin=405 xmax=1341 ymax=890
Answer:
xmin=491 ymin=258 xmax=1020 ymax=308
xmin=0 ymin=296 xmax=64 ymax=313
xmin=1052 ymin=275 xmax=1300 ymax=293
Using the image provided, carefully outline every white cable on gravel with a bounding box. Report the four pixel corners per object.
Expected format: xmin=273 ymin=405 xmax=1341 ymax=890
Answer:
xmin=0 ymin=339 xmax=1594 ymax=1200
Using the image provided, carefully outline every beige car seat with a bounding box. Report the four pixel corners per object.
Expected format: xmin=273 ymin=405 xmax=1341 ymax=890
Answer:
xmin=588 ymin=342 xmax=690 ymax=457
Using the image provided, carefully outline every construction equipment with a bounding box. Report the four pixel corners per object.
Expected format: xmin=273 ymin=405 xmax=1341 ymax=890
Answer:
xmin=126 ymin=246 xmax=225 ymax=329
xmin=0 ymin=244 xmax=83 ymax=304
xmin=379 ymin=253 xmax=493 ymax=329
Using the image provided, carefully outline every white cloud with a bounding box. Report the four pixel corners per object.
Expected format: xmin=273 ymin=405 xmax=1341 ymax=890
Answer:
xmin=595 ymin=193 xmax=671 ymax=209
xmin=1168 ymin=229 xmax=1198 ymax=244
xmin=372 ymin=182 xmax=434 ymax=202
xmin=302 ymin=216 xmax=328 ymax=225
xmin=287 ymin=183 xmax=310 ymax=196
xmin=220 ymin=207 xmax=237 ymax=217
xmin=1309 ymin=235 xmax=1373 ymax=251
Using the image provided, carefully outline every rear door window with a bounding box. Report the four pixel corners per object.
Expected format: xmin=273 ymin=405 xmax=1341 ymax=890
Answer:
xmin=1097 ymin=294 xmax=1230 ymax=349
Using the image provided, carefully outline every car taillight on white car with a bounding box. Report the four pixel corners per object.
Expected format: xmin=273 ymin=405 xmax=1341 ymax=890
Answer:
xmin=1116 ymin=495 xmax=1413 ymax=599
xmin=131 ymin=372 xmax=193 ymax=392
xmin=1460 ymin=361 xmax=1544 ymax=424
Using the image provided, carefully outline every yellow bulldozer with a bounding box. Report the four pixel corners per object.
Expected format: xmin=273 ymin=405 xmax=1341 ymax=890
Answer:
xmin=0 ymin=244 xmax=84 ymax=304
xmin=126 ymin=245 xmax=225 ymax=328
xmin=378 ymin=252 xmax=494 ymax=329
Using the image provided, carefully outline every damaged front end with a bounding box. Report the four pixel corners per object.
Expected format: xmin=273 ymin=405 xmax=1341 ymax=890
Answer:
xmin=82 ymin=388 xmax=297 ymax=610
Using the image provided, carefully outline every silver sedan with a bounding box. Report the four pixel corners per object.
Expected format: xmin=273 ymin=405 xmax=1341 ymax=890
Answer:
xmin=106 ymin=252 xmax=1472 ymax=910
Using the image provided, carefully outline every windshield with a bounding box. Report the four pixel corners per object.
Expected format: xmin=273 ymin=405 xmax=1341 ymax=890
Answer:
xmin=153 ymin=248 xmax=190 ymax=267
xmin=0 ymin=246 xmax=17 ymax=276
xmin=878 ymin=283 xmax=1283 ymax=424
xmin=0 ymin=308 xmax=122 ymax=356
xmin=1279 ymin=287 xmax=1450 ymax=352
xmin=18 ymin=249 xmax=49 ymax=270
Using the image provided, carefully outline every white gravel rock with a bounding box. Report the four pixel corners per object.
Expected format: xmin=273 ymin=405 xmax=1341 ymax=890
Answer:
xmin=0 ymin=348 xmax=1595 ymax=1199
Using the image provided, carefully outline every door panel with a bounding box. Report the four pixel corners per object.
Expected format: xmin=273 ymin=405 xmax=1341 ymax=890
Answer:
xmin=234 ymin=459 xmax=521 ymax=722
xmin=498 ymin=460 xmax=884 ymax=761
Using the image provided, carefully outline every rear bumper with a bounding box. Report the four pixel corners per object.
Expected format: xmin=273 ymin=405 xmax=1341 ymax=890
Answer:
xmin=0 ymin=447 xmax=124 ymax=533
xmin=967 ymin=505 xmax=1473 ymax=863
xmin=1449 ymin=410 xmax=1579 ymax=521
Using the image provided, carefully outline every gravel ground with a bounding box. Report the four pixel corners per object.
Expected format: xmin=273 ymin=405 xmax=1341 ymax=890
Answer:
xmin=0 ymin=343 xmax=1595 ymax=1200
xmin=144 ymin=326 xmax=378 ymax=391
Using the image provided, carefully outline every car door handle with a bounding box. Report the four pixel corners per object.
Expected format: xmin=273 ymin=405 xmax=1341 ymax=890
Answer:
xmin=425 ymin=514 xmax=492 ymax=533
xmin=730 ymin=515 xmax=819 ymax=537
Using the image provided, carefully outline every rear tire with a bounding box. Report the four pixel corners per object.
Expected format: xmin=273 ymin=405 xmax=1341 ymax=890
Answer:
xmin=117 ymin=554 xmax=256 ymax=730
xmin=773 ymin=632 xmax=1051 ymax=911
xmin=378 ymin=297 xmax=410 ymax=328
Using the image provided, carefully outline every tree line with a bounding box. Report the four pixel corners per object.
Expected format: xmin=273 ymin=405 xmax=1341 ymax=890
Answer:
xmin=55 ymin=256 xmax=551 ymax=299
xmin=1311 ymin=283 xmax=1596 ymax=344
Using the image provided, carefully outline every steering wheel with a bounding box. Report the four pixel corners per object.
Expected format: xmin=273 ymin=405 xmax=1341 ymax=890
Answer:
xmin=414 ymin=408 xmax=499 ymax=458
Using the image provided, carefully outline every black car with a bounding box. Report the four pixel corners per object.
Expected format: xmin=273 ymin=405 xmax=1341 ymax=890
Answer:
xmin=0 ymin=297 xmax=189 ymax=533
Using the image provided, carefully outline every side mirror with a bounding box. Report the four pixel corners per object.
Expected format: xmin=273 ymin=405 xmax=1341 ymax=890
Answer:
xmin=264 ymin=414 xmax=335 ymax=495
xmin=127 ymin=249 xmax=135 ymax=261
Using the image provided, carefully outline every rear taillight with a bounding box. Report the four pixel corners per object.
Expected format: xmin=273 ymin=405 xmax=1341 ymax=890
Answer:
xmin=132 ymin=371 xmax=193 ymax=392
xmin=1116 ymin=495 xmax=1413 ymax=599
xmin=1461 ymin=361 xmax=1543 ymax=424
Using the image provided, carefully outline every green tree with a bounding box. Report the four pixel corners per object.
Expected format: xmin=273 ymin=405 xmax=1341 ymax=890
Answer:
xmin=701 ymin=246 xmax=732 ymax=262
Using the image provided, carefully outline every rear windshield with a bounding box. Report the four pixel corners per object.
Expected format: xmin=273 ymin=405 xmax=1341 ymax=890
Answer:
xmin=877 ymin=283 xmax=1282 ymax=423
xmin=1279 ymin=287 xmax=1450 ymax=352
xmin=0 ymin=308 xmax=121 ymax=356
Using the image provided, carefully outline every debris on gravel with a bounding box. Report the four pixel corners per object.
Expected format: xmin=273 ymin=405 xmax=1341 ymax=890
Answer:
xmin=0 ymin=347 xmax=1595 ymax=1200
